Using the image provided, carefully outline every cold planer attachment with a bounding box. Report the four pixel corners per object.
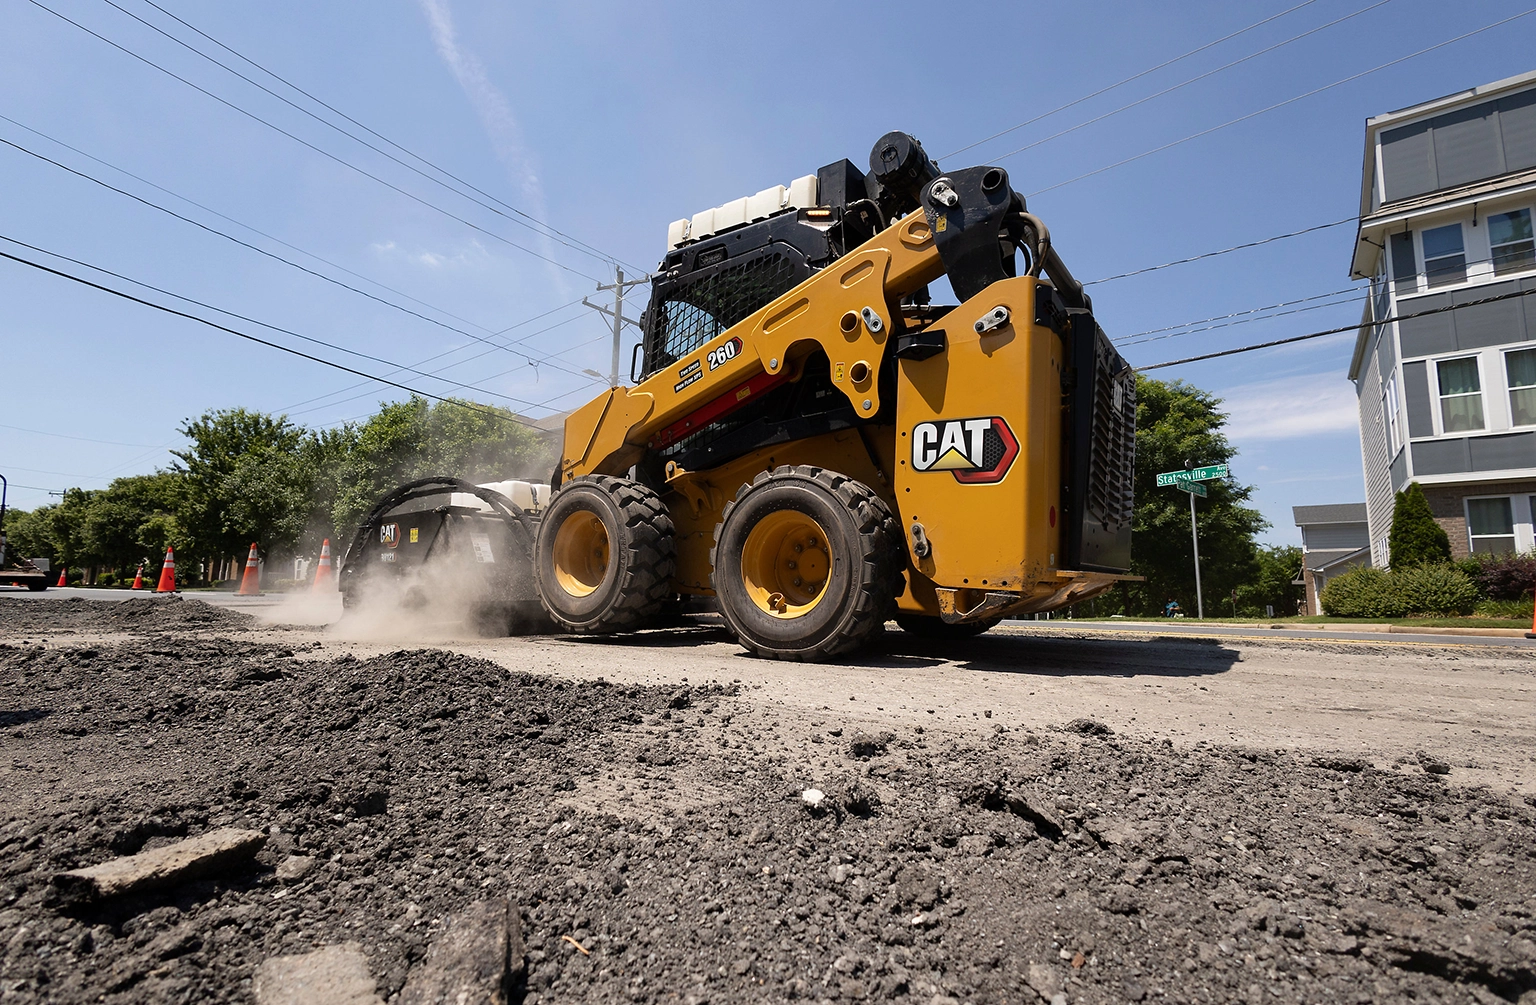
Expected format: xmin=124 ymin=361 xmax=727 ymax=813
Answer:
xmin=337 ymin=476 xmax=550 ymax=635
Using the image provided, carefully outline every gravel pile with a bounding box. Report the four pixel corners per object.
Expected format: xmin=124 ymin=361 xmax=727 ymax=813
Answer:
xmin=0 ymin=596 xmax=255 ymax=636
xmin=1 ymin=632 xmax=1534 ymax=1004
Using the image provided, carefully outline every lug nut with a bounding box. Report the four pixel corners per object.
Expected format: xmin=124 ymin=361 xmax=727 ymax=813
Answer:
xmin=793 ymin=577 xmax=803 ymax=587
xmin=787 ymin=560 xmax=797 ymax=570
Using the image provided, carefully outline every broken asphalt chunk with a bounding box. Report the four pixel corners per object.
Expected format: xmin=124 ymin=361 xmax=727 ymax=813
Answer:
xmin=52 ymin=827 xmax=266 ymax=903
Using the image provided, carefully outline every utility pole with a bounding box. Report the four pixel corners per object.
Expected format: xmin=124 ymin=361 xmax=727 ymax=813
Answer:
xmin=1186 ymin=459 xmax=1204 ymax=620
xmin=583 ymin=266 xmax=648 ymax=388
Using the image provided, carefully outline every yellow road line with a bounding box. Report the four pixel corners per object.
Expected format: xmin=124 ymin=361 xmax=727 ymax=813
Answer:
xmin=994 ymin=623 xmax=1530 ymax=650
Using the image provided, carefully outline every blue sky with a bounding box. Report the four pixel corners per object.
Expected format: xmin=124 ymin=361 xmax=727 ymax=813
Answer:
xmin=2 ymin=0 xmax=1533 ymax=545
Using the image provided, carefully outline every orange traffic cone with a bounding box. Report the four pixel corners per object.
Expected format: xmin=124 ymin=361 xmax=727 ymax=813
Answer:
xmin=154 ymin=547 xmax=176 ymax=593
xmin=237 ymin=543 xmax=261 ymax=596
xmin=131 ymin=560 xmax=145 ymax=591
xmin=311 ymin=538 xmax=333 ymax=592
xmin=56 ymin=566 xmax=67 ymax=587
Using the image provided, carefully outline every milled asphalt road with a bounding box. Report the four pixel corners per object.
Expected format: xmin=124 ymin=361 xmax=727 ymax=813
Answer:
xmin=6 ymin=584 xmax=1532 ymax=794
xmin=7 ymin=585 xmax=1535 ymax=648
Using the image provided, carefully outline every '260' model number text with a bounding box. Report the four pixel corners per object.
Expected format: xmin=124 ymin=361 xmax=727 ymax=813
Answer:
xmin=707 ymin=337 xmax=742 ymax=371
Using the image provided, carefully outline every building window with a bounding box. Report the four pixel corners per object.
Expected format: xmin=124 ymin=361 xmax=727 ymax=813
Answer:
xmin=1467 ymin=496 xmax=1516 ymax=554
xmin=1422 ymin=223 xmax=1466 ymax=287
xmin=1383 ymin=373 xmax=1401 ymax=452
xmin=1489 ymin=208 xmax=1535 ymax=276
xmin=1372 ymin=263 xmax=1391 ymax=324
xmin=1507 ymin=347 xmax=1536 ymax=426
xmin=1389 ymin=231 xmax=1417 ymax=294
xmin=1436 ymin=356 xmax=1484 ymax=432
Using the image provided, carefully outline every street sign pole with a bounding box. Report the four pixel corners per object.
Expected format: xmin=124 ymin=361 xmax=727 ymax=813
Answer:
xmin=1189 ymin=485 xmax=1204 ymax=619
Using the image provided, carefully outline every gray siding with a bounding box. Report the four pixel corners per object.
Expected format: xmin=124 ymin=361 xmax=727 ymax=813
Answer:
xmin=1500 ymin=88 xmax=1536 ymax=172
xmin=1469 ymin=431 xmax=1536 ymax=469
xmin=1357 ymin=348 xmax=1396 ymax=561
xmin=1380 ymin=85 xmax=1536 ymax=201
xmin=1403 ymin=360 xmax=1435 ymax=437
xmin=1410 ymin=432 xmax=1536 ymax=475
xmin=1390 ymin=448 xmax=1409 ymax=491
xmin=1396 ymin=280 xmax=1535 ymax=357
xmin=1302 ymin=524 xmax=1370 ymax=550
xmin=1413 ymin=437 xmax=1471 ymax=474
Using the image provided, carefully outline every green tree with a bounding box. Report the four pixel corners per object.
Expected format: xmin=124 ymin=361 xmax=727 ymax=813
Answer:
xmin=1388 ymin=482 xmax=1451 ymax=569
xmin=328 ymin=397 xmax=552 ymax=534
xmin=78 ymin=472 xmax=186 ymax=574
xmin=2 ymin=506 xmax=56 ymax=566
xmin=1127 ymin=375 xmax=1267 ymax=617
xmin=1234 ymin=544 xmax=1304 ymax=617
xmin=173 ymin=408 xmax=316 ymax=569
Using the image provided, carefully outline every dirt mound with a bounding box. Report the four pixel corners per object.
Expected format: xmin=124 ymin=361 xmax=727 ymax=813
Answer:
xmin=0 ymin=596 xmax=254 ymax=635
xmin=2 ymin=634 xmax=1534 ymax=1004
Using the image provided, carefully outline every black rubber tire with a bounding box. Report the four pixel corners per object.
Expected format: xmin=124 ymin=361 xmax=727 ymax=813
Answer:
xmin=535 ymin=475 xmax=675 ymax=633
xmin=894 ymin=613 xmax=1001 ymax=639
xmin=26 ymin=581 xmax=48 ymax=592
xmin=712 ymin=465 xmax=901 ymax=662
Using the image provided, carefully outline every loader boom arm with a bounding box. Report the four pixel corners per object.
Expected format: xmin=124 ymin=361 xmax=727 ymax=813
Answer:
xmin=559 ymin=211 xmax=946 ymax=481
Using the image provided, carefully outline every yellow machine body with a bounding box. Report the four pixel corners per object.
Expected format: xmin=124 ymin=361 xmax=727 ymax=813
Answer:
xmin=556 ymin=211 xmax=1127 ymax=624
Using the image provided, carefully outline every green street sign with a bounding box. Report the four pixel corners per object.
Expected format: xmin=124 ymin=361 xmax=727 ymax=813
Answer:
xmin=1176 ymin=481 xmax=1208 ymax=498
xmin=1156 ymin=463 xmax=1229 ymax=487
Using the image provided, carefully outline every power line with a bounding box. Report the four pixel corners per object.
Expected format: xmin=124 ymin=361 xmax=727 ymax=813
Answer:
xmin=1116 ymin=291 xmax=1367 ymax=347
xmin=0 ymin=111 xmax=530 ymax=340
xmin=0 ymin=238 xmax=545 ymax=431
xmin=1086 ymin=217 xmax=1356 ymax=285
xmin=1029 ymin=8 xmax=1536 ymax=197
xmin=25 ymin=0 xmax=601 ymax=282
xmin=0 ymin=422 xmax=163 ymax=449
xmin=273 ymin=308 xmax=588 ymax=416
xmin=1115 ymin=286 xmax=1364 ymax=340
xmin=991 ymin=1 xmax=1387 ymax=165
xmin=101 ymin=0 xmax=636 ymax=272
xmin=0 ymin=232 xmax=577 ymax=413
xmin=940 ymin=0 xmax=1320 ymax=160
xmin=0 ymin=132 xmax=606 ymax=384
xmin=1136 ymin=285 xmax=1536 ymax=372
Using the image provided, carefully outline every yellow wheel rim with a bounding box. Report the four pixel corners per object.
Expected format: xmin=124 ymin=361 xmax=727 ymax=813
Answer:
xmin=551 ymin=510 xmax=610 ymax=597
xmin=739 ymin=510 xmax=831 ymax=617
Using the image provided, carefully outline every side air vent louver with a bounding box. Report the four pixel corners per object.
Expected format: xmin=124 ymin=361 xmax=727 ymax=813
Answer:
xmin=1065 ymin=317 xmax=1135 ymax=573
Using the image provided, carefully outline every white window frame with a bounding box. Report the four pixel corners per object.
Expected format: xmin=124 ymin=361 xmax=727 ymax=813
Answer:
xmin=1487 ymin=206 xmax=1536 ymax=279
xmin=1421 ymin=222 xmax=1468 ymax=289
xmin=1505 ymin=346 xmax=1536 ymax=428
xmin=1432 ymin=354 xmax=1487 ymax=435
xmin=1463 ymin=494 xmax=1532 ymax=555
xmin=1383 ymin=372 xmax=1401 ymax=453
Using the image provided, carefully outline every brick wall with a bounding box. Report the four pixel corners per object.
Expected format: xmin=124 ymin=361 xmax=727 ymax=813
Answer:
xmin=1419 ymin=481 xmax=1536 ymax=558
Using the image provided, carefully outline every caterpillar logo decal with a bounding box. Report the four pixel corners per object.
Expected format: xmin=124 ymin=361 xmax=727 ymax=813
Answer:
xmin=380 ymin=523 xmax=400 ymax=548
xmin=910 ymin=416 xmax=1019 ymax=484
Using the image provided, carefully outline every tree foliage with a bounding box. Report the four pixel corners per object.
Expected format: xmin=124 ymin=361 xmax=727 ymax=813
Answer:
xmin=1123 ymin=375 xmax=1267 ymax=616
xmin=1387 ymin=482 xmax=1451 ymax=570
xmin=19 ymin=398 xmax=556 ymax=584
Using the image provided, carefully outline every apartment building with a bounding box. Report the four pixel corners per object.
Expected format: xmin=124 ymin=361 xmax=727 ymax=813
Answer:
xmin=1294 ymin=503 xmax=1370 ymax=615
xmin=1349 ymin=70 xmax=1536 ymax=562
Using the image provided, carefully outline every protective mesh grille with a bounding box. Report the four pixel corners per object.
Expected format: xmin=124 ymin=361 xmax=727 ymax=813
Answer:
xmin=1086 ymin=339 xmax=1136 ymax=528
xmin=645 ymin=251 xmax=802 ymax=374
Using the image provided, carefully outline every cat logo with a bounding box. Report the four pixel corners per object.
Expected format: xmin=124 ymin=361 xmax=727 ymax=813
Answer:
xmin=910 ymin=416 xmax=1019 ymax=484
xmin=380 ymin=523 xmax=400 ymax=548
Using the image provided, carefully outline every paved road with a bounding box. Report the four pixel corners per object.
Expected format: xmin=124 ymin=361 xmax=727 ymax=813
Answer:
xmin=1002 ymin=618 xmax=1536 ymax=649
xmin=8 ymin=586 xmax=1535 ymax=793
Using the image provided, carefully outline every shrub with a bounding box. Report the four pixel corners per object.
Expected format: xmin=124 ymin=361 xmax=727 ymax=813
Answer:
xmin=1464 ymin=553 xmax=1536 ymax=600
xmin=1474 ymin=597 xmax=1535 ymax=620
xmin=1393 ymin=565 xmax=1478 ymax=616
xmin=1388 ymin=483 xmax=1451 ymax=569
xmin=1321 ymin=567 xmax=1393 ymax=618
xmin=97 ymin=572 xmax=117 ymax=587
xmin=1321 ymin=565 xmax=1479 ymax=618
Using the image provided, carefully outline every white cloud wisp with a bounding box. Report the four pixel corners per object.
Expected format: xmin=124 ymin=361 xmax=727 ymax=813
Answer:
xmin=1219 ymin=373 xmax=1359 ymax=442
